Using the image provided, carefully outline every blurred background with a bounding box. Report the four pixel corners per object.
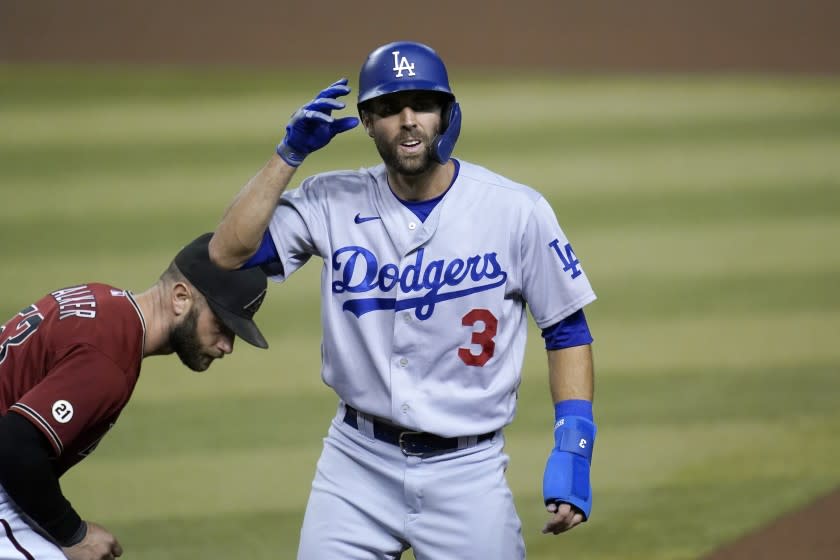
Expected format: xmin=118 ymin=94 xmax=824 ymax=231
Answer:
xmin=3 ymin=0 xmax=840 ymax=72
xmin=2 ymin=1 xmax=839 ymax=559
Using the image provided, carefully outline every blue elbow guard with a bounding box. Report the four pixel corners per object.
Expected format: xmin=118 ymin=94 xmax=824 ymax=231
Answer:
xmin=542 ymin=415 xmax=596 ymax=520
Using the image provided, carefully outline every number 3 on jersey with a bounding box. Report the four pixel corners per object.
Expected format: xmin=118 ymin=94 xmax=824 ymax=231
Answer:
xmin=458 ymin=308 xmax=498 ymax=367
xmin=0 ymin=304 xmax=44 ymax=364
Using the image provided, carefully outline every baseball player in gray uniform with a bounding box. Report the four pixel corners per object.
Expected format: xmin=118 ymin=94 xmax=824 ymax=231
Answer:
xmin=210 ymin=41 xmax=597 ymax=559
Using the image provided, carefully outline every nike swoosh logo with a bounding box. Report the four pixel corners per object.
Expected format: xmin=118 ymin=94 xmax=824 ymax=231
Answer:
xmin=354 ymin=213 xmax=381 ymax=224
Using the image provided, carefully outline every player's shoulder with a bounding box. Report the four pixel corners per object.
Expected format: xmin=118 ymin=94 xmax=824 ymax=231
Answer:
xmin=48 ymin=283 xmax=142 ymax=331
xmin=456 ymin=159 xmax=545 ymax=204
xmin=298 ymin=165 xmax=381 ymax=196
xmin=47 ymin=283 xmax=145 ymax=369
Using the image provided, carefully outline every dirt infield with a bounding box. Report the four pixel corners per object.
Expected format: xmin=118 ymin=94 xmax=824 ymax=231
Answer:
xmin=703 ymin=487 xmax=840 ymax=559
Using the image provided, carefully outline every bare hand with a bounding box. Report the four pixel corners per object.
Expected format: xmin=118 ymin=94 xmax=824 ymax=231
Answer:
xmin=542 ymin=501 xmax=585 ymax=535
xmin=62 ymin=521 xmax=123 ymax=560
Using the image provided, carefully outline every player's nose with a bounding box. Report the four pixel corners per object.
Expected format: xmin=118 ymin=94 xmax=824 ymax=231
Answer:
xmin=398 ymin=106 xmax=417 ymax=127
xmin=217 ymin=334 xmax=234 ymax=355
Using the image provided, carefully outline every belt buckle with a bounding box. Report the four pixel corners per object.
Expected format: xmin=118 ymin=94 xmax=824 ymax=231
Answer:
xmin=398 ymin=431 xmax=427 ymax=457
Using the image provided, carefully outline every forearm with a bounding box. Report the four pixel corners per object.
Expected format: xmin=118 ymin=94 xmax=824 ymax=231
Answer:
xmin=210 ymin=153 xmax=298 ymax=270
xmin=542 ymin=344 xmax=597 ymax=524
xmin=0 ymin=412 xmax=84 ymax=545
xmin=547 ymin=344 xmax=594 ymax=403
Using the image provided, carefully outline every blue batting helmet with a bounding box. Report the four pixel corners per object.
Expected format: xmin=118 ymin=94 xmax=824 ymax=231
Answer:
xmin=357 ymin=41 xmax=462 ymax=163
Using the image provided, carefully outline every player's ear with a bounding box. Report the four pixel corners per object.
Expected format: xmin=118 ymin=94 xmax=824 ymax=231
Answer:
xmin=171 ymin=281 xmax=193 ymax=317
xmin=359 ymin=110 xmax=374 ymax=137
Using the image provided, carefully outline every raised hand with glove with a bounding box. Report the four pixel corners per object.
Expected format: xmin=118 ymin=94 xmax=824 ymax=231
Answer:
xmin=276 ymin=78 xmax=360 ymax=167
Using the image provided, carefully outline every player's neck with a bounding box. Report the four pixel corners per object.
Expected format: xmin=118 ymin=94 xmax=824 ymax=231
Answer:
xmin=132 ymin=285 xmax=173 ymax=357
xmin=387 ymin=160 xmax=454 ymax=201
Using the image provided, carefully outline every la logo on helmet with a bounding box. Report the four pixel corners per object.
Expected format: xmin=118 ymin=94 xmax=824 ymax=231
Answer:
xmin=391 ymin=51 xmax=416 ymax=78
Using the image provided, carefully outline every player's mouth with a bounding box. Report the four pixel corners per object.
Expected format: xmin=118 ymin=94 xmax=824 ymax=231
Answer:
xmin=398 ymin=138 xmax=423 ymax=155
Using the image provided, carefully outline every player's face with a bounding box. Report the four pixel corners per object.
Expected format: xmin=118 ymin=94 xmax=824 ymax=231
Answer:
xmin=169 ymin=302 xmax=235 ymax=372
xmin=365 ymin=91 xmax=445 ymax=176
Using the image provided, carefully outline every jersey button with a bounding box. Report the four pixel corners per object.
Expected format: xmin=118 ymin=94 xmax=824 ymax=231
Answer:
xmin=403 ymin=313 xmax=412 ymax=322
xmin=399 ymin=357 xmax=409 ymax=367
xmin=401 ymin=403 xmax=410 ymax=413
xmin=408 ymin=222 xmax=417 ymax=230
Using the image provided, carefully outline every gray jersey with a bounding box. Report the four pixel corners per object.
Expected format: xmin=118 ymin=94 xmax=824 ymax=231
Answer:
xmin=267 ymin=159 xmax=595 ymax=436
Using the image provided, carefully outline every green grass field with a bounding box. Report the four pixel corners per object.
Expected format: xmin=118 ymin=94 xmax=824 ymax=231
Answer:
xmin=1 ymin=64 xmax=839 ymax=559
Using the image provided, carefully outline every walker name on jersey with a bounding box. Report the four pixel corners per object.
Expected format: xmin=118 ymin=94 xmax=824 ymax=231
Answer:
xmin=51 ymin=285 xmax=97 ymax=320
xmin=332 ymin=246 xmax=507 ymax=320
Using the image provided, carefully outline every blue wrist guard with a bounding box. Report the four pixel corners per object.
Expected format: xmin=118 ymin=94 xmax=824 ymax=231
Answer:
xmin=543 ymin=402 xmax=596 ymax=520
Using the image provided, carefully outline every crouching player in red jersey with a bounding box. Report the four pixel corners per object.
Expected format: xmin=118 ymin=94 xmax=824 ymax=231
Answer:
xmin=0 ymin=233 xmax=269 ymax=560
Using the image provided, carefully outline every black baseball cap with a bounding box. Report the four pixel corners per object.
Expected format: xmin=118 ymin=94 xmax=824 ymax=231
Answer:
xmin=173 ymin=232 xmax=269 ymax=349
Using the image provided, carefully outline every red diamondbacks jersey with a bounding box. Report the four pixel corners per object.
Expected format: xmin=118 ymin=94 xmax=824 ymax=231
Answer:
xmin=0 ymin=283 xmax=145 ymax=475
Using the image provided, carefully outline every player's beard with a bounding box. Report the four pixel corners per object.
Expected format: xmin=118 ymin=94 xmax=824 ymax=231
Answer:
xmin=375 ymin=130 xmax=435 ymax=176
xmin=169 ymin=306 xmax=213 ymax=372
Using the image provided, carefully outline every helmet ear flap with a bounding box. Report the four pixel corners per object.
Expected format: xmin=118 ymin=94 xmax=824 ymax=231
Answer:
xmin=432 ymin=101 xmax=461 ymax=163
xmin=440 ymin=100 xmax=453 ymax=131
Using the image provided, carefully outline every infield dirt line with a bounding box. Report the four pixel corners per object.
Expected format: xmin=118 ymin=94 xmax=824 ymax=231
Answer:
xmin=702 ymin=486 xmax=840 ymax=559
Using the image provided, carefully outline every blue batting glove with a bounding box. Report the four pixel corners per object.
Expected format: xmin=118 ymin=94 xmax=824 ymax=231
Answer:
xmin=276 ymin=78 xmax=360 ymax=166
